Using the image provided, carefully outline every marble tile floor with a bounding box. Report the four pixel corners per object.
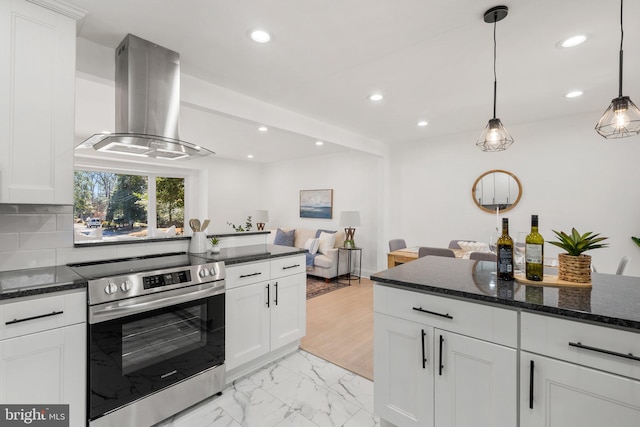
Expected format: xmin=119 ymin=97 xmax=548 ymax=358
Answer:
xmin=155 ymin=350 xmax=379 ymax=427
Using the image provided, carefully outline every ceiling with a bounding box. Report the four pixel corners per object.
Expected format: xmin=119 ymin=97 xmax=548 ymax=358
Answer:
xmin=68 ymin=0 xmax=640 ymax=163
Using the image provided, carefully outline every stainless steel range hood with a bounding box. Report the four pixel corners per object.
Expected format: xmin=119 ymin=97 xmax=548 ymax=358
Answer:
xmin=77 ymin=34 xmax=214 ymax=160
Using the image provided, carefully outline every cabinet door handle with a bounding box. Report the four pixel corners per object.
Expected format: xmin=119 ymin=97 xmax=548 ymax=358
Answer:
xmin=274 ymin=282 xmax=279 ymax=305
xmin=5 ymin=310 xmax=64 ymax=325
xmin=282 ymin=264 xmax=300 ymax=270
xmin=438 ymin=335 xmax=444 ymax=376
xmin=529 ymin=360 xmax=535 ymax=409
xmin=412 ymin=306 xmax=453 ymax=320
xmin=240 ymin=272 xmax=262 ymax=278
xmin=421 ymin=329 xmax=427 ymax=369
xmin=568 ymin=341 xmax=640 ymax=362
xmin=266 ymin=284 xmax=270 ymax=308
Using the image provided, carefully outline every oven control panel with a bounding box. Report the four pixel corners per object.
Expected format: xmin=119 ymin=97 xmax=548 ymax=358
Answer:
xmin=86 ymin=261 xmax=226 ymax=305
xmin=143 ymin=270 xmax=192 ymax=289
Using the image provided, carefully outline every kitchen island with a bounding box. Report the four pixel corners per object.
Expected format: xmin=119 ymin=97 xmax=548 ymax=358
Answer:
xmin=371 ymin=256 xmax=640 ymax=427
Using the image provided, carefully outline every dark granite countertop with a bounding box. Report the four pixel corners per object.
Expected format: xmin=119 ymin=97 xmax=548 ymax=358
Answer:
xmin=371 ymin=256 xmax=640 ymax=332
xmin=0 ymin=266 xmax=87 ymax=301
xmin=190 ymin=244 xmax=305 ymax=265
xmin=0 ymin=244 xmax=303 ymax=301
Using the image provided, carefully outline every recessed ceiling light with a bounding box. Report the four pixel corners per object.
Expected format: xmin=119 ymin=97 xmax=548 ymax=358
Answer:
xmin=368 ymin=93 xmax=384 ymax=102
xmin=417 ymin=120 xmax=429 ymax=127
xmin=250 ymin=30 xmax=271 ymax=43
xmin=558 ymin=34 xmax=588 ymax=48
xmin=258 ymin=126 xmax=268 ymax=132
xmin=565 ymin=90 xmax=584 ymax=98
xmin=247 ymin=154 xmax=254 ymax=159
xmin=315 ymin=141 xmax=324 ymax=146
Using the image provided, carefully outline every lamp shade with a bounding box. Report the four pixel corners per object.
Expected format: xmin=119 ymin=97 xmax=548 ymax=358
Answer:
xmin=476 ymin=118 xmax=514 ymax=152
xmin=253 ymin=210 xmax=269 ymax=223
xmin=595 ymin=96 xmax=640 ymax=139
xmin=339 ymin=211 xmax=361 ymax=227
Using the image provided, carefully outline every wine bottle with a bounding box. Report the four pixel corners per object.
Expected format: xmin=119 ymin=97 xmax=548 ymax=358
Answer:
xmin=525 ymin=214 xmax=544 ymax=281
xmin=497 ymin=217 xmax=514 ymax=280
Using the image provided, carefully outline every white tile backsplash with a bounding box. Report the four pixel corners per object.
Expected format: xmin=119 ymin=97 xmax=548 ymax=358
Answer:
xmin=19 ymin=231 xmax=73 ymax=250
xmin=0 ymin=204 xmax=74 ymax=271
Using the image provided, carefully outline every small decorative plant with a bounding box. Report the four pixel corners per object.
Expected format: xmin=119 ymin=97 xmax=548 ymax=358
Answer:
xmin=210 ymin=236 xmax=220 ymax=246
xmin=633 ymin=236 xmax=640 ymax=248
xmin=550 ymin=228 xmax=608 ymax=283
xmin=549 ymin=228 xmax=609 ymax=256
xmin=227 ymin=216 xmax=253 ymax=232
xmin=210 ymin=236 xmax=221 ymax=253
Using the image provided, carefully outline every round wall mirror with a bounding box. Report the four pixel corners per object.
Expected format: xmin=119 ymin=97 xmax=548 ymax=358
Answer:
xmin=472 ymin=169 xmax=522 ymax=213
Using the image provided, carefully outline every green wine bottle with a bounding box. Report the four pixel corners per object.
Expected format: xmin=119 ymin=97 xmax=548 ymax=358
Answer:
xmin=525 ymin=215 xmax=544 ymax=281
xmin=497 ymin=218 xmax=514 ymax=280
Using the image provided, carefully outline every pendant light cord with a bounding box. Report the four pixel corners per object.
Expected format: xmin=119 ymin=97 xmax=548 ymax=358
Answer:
xmin=493 ymin=18 xmax=498 ymax=119
xmin=618 ymin=0 xmax=624 ymax=97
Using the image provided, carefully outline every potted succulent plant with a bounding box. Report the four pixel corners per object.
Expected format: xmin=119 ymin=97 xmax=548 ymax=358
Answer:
xmin=549 ymin=228 xmax=609 ymax=283
xmin=210 ymin=236 xmax=221 ymax=253
xmin=633 ymin=236 xmax=640 ymax=248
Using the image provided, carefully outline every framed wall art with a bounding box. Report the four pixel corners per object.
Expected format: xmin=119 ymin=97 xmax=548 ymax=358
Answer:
xmin=299 ymin=189 xmax=333 ymax=219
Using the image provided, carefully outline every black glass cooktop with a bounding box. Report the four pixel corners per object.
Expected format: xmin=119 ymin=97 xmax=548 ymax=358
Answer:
xmin=68 ymin=252 xmax=202 ymax=280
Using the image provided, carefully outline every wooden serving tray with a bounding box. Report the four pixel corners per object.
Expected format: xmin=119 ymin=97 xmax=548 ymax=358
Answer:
xmin=514 ymin=273 xmax=591 ymax=288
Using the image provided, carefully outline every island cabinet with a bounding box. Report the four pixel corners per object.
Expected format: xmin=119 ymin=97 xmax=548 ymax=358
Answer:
xmin=225 ymin=254 xmax=306 ymax=380
xmin=374 ymin=285 xmax=518 ymax=427
xmin=0 ymin=0 xmax=83 ymax=204
xmin=0 ymin=290 xmax=86 ymax=427
xmin=520 ymin=312 xmax=640 ymax=427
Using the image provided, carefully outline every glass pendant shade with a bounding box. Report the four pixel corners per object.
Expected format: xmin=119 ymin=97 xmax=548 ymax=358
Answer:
xmin=595 ymin=96 xmax=640 ymax=139
xmin=476 ymin=118 xmax=514 ymax=152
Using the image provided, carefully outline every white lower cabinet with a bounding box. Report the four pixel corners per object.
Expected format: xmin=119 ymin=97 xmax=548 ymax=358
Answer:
xmin=226 ymin=255 xmax=306 ymax=373
xmin=0 ymin=291 xmax=86 ymax=427
xmin=374 ymin=285 xmax=518 ymax=427
xmin=521 ymin=352 xmax=640 ymax=427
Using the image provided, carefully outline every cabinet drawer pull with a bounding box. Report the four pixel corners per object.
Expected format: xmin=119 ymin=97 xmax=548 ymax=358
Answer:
xmin=412 ymin=306 xmax=453 ymax=320
xmin=240 ymin=272 xmax=262 ymax=278
xmin=282 ymin=264 xmax=300 ymax=270
xmin=529 ymin=360 xmax=535 ymax=409
xmin=568 ymin=341 xmax=640 ymax=362
xmin=438 ymin=335 xmax=444 ymax=376
xmin=421 ymin=329 xmax=427 ymax=369
xmin=5 ymin=310 xmax=64 ymax=325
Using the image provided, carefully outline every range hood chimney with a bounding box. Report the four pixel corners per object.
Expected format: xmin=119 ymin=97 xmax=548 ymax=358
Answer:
xmin=77 ymin=34 xmax=213 ymax=160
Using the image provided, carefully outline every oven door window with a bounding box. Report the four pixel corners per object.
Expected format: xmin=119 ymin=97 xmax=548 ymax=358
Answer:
xmin=88 ymin=293 xmax=224 ymax=420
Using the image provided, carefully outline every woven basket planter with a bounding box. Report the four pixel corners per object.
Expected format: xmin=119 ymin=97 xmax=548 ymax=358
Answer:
xmin=558 ymin=253 xmax=592 ymax=283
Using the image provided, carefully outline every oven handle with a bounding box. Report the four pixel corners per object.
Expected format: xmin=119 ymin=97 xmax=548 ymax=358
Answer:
xmin=89 ymin=284 xmax=225 ymax=324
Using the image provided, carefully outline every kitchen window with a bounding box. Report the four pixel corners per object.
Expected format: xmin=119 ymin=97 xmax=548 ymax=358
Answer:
xmin=73 ymin=167 xmax=192 ymax=244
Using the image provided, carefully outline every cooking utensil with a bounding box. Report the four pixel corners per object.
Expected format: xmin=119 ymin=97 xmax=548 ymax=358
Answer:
xmin=201 ymin=219 xmax=210 ymax=232
xmin=189 ymin=218 xmax=198 ymax=232
xmin=192 ymin=219 xmax=201 ymax=232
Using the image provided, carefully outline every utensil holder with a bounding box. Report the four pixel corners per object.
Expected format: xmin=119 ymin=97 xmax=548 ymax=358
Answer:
xmin=189 ymin=232 xmax=207 ymax=253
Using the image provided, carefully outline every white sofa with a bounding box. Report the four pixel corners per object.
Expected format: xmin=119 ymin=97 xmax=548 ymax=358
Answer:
xmin=267 ymin=228 xmax=351 ymax=280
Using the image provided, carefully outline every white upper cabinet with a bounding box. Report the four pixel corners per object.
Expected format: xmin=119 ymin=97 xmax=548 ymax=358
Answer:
xmin=0 ymin=0 xmax=84 ymax=204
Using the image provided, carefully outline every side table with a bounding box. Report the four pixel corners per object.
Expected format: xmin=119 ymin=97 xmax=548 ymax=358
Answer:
xmin=336 ymin=247 xmax=362 ymax=285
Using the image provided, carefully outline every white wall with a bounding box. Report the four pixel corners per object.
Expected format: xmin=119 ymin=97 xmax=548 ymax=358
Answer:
xmin=262 ymin=151 xmax=383 ymax=277
xmin=390 ymin=112 xmax=640 ymax=276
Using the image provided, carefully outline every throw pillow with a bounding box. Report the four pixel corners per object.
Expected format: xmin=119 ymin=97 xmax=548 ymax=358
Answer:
xmin=273 ymin=228 xmax=295 ymax=246
xmin=304 ymin=238 xmax=320 ymax=254
xmin=318 ymin=231 xmax=336 ymax=255
xmin=315 ymin=229 xmax=337 ymax=238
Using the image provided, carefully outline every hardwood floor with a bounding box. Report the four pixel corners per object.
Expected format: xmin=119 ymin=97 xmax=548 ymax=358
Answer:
xmin=300 ymin=276 xmax=374 ymax=380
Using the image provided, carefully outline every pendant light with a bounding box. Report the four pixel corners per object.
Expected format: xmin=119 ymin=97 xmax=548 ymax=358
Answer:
xmin=595 ymin=0 xmax=640 ymax=139
xmin=476 ymin=5 xmax=514 ymax=152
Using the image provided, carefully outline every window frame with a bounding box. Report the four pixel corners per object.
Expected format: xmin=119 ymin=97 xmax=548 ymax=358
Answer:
xmin=73 ymin=158 xmax=202 ymax=246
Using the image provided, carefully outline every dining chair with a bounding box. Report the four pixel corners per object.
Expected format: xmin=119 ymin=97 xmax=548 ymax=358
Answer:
xmin=389 ymin=239 xmax=407 ymax=252
xmin=469 ymin=251 xmax=497 ymax=262
xmin=418 ymin=247 xmax=456 ymax=258
xmin=616 ymin=256 xmax=630 ymax=275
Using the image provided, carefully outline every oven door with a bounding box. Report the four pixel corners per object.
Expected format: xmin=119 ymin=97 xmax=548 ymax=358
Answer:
xmin=88 ymin=284 xmax=225 ymax=421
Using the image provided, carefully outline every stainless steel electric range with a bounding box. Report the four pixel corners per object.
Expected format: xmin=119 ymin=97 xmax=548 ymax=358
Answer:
xmin=68 ymin=252 xmax=226 ymax=427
